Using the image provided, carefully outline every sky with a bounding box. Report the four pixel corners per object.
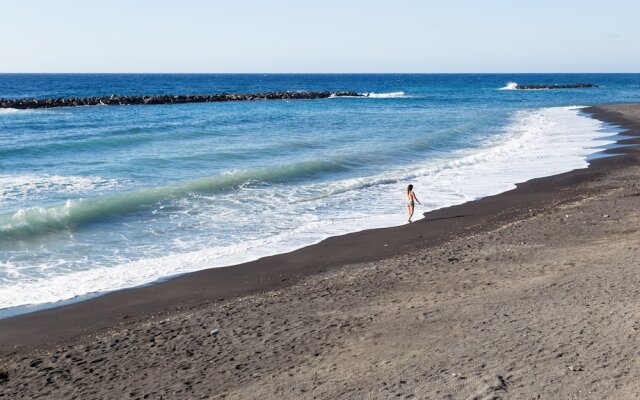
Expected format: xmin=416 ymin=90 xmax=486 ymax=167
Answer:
xmin=0 ymin=0 xmax=638 ymax=73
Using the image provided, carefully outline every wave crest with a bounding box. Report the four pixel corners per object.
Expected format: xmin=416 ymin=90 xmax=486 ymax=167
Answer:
xmin=499 ymin=82 xmax=518 ymax=90
xmin=364 ymin=91 xmax=406 ymax=98
xmin=0 ymin=160 xmax=349 ymax=239
xmin=0 ymin=108 xmax=25 ymax=115
xmin=0 ymin=174 xmax=122 ymax=205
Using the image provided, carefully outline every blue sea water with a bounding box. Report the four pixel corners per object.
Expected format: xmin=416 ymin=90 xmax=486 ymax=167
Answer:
xmin=1 ymin=73 xmax=639 ymax=316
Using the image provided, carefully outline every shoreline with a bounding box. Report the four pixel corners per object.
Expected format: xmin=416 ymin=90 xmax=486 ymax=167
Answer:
xmin=0 ymin=107 xmax=613 ymax=318
xmin=2 ymin=104 xmax=640 ymax=398
xmin=1 ymin=104 xmax=638 ymax=351
xmin=0 ymin=104 xmax=615 ymax=321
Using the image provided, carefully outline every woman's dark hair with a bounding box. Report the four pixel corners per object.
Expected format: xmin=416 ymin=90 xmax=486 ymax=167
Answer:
xmin=407 ymin=184 xmax=413 ymax=193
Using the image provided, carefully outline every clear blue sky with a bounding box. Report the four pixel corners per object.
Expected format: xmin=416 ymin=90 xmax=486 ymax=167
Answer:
xmin=1 ymin=0 xmax=637 ymax=73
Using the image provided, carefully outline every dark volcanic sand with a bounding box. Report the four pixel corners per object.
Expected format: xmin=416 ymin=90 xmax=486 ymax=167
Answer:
xmin=1 ymin=104 xmax=640 ymax=399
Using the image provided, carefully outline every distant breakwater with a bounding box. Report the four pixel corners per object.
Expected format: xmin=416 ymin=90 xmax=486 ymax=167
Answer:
xmin=0 ymin=91 xmax=363 ymax=109
xmin=515 ymin=83 xmax=596 ymax=90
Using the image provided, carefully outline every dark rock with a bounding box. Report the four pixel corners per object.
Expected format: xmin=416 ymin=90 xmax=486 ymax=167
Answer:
xmin=515 ymin=83 xmax=596 ymax=90
xmin=0 ymin=91 xmax=364 ymax=110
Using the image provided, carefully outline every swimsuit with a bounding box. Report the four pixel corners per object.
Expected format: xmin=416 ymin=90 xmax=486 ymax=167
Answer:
xmin=407 ymin=193 xmax=414 ymax=207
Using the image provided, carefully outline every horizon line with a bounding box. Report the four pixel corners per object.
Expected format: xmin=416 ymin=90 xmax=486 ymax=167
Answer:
xmin=0 ymin=71 xmax=639 ymax=75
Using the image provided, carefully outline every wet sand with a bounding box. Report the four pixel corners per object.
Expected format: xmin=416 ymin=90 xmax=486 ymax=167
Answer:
xmin=1 ymin=104 xmax=640 ymax=399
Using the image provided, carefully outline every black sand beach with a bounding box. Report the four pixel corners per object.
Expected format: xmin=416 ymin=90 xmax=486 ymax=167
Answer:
xmin=1 ymin=104 xmax=640 ymax=398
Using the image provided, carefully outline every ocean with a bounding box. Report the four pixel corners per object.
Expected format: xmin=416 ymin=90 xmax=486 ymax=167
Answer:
xmin=1 ymin=73 xmax=639 ymax=317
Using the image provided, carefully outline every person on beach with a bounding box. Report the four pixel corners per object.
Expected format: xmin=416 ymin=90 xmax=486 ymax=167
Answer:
xmin=406 ymin=184 xmax=421 ymax=223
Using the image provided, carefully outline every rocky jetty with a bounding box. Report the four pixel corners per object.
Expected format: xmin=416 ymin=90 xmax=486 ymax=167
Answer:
xmin=515 ymin=83 xmax=596 ymax=90
xmin=0 ymin=91 xmax=363 ymax=110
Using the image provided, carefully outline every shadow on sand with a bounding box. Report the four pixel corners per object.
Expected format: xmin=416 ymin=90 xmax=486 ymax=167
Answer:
xmin=422 ymin=214 xmax=470 ymax=222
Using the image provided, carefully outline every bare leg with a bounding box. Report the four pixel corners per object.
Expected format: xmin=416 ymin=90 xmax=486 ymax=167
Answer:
xmin=408 ymin=204 xmax=414 ymax=223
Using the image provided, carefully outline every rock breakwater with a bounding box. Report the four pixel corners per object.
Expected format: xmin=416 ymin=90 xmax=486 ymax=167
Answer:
xmin=0 ymin=91 xmax=363 ymax=109
xmin=515 ymin=83 xmax=596 ymax=90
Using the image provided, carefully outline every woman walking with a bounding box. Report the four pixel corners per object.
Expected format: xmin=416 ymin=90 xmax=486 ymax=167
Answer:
xmin=406 ymin=184 xmax=421 ymax=223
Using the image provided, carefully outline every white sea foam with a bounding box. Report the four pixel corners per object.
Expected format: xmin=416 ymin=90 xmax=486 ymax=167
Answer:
xmin=329 ymin=91 xmax=406 ymax=99
xmin=499 ymin=82 xmax=518 ymax=90
xmin=364 ymin=91 xmax=406 ymax=98
xmin=0 ymin=213 xmax=397 ymax=309
xmin=405 ymin=106 xmax=615 ymax=203
xmin=0 ymin=174 xmax=123 ymax=206
xmin=0 ymin=108 xmax=68 ymax=116
xmin=0 ymin=161 xmax=346 ymax=237
xmin=0 ymin=106 xmax=621 ymax=312
xmin=0 ymin=108 xmax=25 ymax=115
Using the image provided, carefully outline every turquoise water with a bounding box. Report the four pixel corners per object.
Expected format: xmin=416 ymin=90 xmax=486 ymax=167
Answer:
xmin=1 ymin=74 xmax=638 ymax=315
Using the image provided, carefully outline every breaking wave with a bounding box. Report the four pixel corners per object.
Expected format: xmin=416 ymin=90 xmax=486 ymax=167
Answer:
xmin=499 ymin=82 xmax=518 ymax=90
xmin=364 ymin=91 xmax=406 ymax=98
xmin=0 ymin=160 xmax=349 ymax=239
xmin=0 ymin=108 xmax=27 ymax=115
